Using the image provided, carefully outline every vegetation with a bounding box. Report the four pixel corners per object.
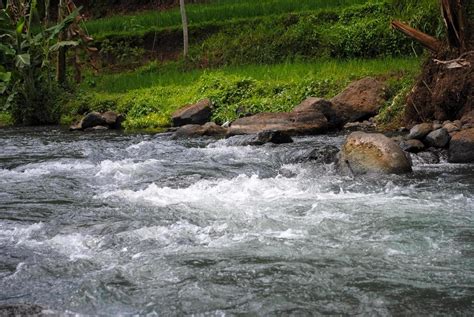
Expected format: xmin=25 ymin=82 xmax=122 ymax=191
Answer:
xmin=1 ymin=0 xmax=443 ymax=130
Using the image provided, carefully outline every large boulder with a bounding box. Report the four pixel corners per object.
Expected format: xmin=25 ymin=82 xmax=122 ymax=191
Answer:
xmin=448 ymin=128 xmax=474 ymax=163
xmin=400 ymin=139 xmax=425 ymax=153
xmin=337 ymin=132 xmax=412 ymax=175
xmin=174 ymin=122 xmax=227 ymax=138
xmin=228 ymin=110 xmax=328 ymax=136
xmin=70 ymin=111 xmax=124 ymax=131
xmin=330 ymin=77 xmax=387 ymax=124
xmin=172 ymin=99 xmax=212 ymax=127
xmin=292 ymin=97 xmax=340 ymax=128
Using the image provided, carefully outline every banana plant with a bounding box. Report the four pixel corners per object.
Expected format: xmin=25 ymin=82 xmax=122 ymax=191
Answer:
xmin=0 ymin=0 xmax=80 ymax=123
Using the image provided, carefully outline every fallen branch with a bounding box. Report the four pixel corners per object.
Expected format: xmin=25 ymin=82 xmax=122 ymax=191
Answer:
xmin=391 ymin=20 xmax=443 ymax=53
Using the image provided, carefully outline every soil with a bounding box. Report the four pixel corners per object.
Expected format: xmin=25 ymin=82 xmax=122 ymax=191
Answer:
xmin=405 ymin=50 xmax=473 ymax=125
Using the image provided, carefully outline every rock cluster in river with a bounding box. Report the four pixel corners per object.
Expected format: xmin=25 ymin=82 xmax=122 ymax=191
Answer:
xmin=70 ymin=111 xmax=124 ymax=131
xmin=172 ymin=77 xmax=387 ymax=144
xmin=400 ymin=111 xmax=474 ymax=163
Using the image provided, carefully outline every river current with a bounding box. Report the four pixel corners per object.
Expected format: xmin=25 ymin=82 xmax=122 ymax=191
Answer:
xmin=0 ymin=127 xmax=473 ymax=315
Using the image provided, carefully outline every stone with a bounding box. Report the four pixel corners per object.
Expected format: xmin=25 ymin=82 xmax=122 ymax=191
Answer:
xmin=292 ymin=97 xmax=340 ymax=127
xmin=448 ymin=128 xmax=474 ymax=163
xmin=432 ymin=123 xmax=443 ymax=130
xmin=453 ymin=120 xmax=462 ymax=129
xmin=461 ymin=110 xmax=474 ymax=125
xmin=172 ymin=99 xmax=212 ymax=127
xmin=411 ymin=151 xmax=440 ymax=164
xmin=337 ymin=132 xmax=412 ymax=175
xmin=424 ymin=128 xmax=450 ymax=148
xmin=407 ymin=123 xmax=433 ymax=140
xmin=443 ymin=122 xmax=460 ymax=133
xmin=330 ymin=77 xmax=387 ymax=124
xmin=0 ymin=304 xmax=45 ymax=316
xmin=79 ymin=112 xmax=107 ymax=130
xmin=102 ymin=111 xmax=124 ymax=129
xmin=285 ymin=146 xmax=339 ymax=164
xmin=343 ymin=120 xmax=375 ymax=132
xmin=223 ymin=131 xmax=293 ymax=146
xmin=174 ymin=122 xmax=227 ymax=138
xmin=228 ymin=111 xmax=328 ymax=136
xmin=400 ymin=139 xmax=425 ymax=153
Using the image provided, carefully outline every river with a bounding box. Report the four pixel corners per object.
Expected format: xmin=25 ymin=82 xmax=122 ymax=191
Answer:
xmin=0 ymin=127 xmax=473 ymax=315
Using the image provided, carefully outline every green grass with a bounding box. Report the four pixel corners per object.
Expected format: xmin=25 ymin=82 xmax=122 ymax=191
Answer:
xmin=86 ymin=57 xmax=421 ymax=94
xmin=69 ymin=57 xmax=421 ymax=130
xmin=85 ymin=0 xmax=369 ymax=38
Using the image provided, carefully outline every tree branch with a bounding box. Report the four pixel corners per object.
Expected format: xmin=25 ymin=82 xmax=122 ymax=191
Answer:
xmin=391 ymin=20 xmax=443 ymax=53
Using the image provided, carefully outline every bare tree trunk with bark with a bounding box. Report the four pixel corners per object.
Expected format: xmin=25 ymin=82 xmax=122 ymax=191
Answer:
xmin=179 ymin=0 xmax=189 ymax=59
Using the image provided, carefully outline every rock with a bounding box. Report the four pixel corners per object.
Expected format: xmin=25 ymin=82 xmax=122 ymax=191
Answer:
xmin=407 ymin=123 xmax=433 ymax=140
xmin=453 ymin=120 xmax=462 ymax=129
xmin=461 ymin=110 xmax=474 ymax=125
xmin=337 ymin=132 xmax=412 ymax=175
xmin=172 ymin=99 xmax=212 ymax=127
xmin=330 ymin=77 xmax=387 ymax=124
xmin=79 ymin=112 xmax=107 ymax=130
xmin=443 ymin=122 xmax=460 ymax=133
xmin=343 ymin=120 xmax=375 ymax=132
xmin=448 ymin=128 xmax=474 ymax=163
xmin=0 ymin=304 xmax=45 ymax=316
xmin=174 ymin=122 xmax=227 ymax=138
xmin=228 ymin=111 xmax=328 ymax=136
xmin=424 ymin=128 xmax=450 ymax=148
xmin=292 ymin=97 xmax=340 ymax=127
xmin=400 ymin=139 xmax=425 ymax=153
xmin=411 ymin=151 xmax=440 ymax=164
xmin=223 ymin=131 xmax=293 ymax=146
xmin=289 ymin=146 xmax=339 ymax=164
xmin=102 ymin=111 xmax=124 ymax=129
xmin=69 ymin=123 xmax=82 ymax=131
xmin=432 ymin=123 xmax=443 ymax=130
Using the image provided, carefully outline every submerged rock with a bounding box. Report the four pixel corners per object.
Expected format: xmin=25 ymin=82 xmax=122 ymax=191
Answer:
xmin=0 ymin=304 xmax=45 ymax=316
xmin=448 ymin=128 xmax=474 ymax=163
xmin=224 ymin=130 xmax=293 ymax=146
xmin=172 ymin=99 xmax=212 ymax=127
xmin=337 ymin=132 xmax=412 ymax=175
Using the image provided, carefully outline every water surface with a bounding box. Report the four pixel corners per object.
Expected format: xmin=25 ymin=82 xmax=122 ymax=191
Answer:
xmin=0 ymin=127 xmax=473 ymax=315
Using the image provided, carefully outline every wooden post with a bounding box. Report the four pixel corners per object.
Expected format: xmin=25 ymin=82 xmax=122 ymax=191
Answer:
xmin=179 ymin=0 xmax=189 ymax=59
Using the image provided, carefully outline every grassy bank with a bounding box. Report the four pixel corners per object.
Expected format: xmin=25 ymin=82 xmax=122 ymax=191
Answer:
xmin=67 ymin=57 xmax=421 ymax=131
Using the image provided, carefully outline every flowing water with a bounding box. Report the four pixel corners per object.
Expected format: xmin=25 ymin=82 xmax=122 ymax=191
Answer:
xmin=0 ymin=127 xmax=473 ymax=316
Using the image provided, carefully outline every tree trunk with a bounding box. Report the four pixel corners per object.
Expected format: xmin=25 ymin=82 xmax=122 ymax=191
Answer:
xmin=56 ymin=0 xmax=67 ymax=85
xmin=179 ymin=0 xmax=189 ymax=59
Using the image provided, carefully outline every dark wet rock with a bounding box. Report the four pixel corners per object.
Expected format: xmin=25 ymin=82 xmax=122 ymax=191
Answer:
xmin=337 ymin=132 xmax=412 ymax=175
xmin=0 ymin=304 xmax=45 ymax=316
xmin=411 ymin=150 xmax=440 ymax=164
xmin=228 ymin=111 xmax=328 ymax=136
xmin=174 ymin=122 xmax=227 ymax=138
xmin=285 ymin=145 xmax=339 ymax=164
xmin=449 ymin=128 xmax=474 ymax=163
xmin=400 ymin=139 xmax=425 ymax=153
xmin=79 ymin=112 xmax=107 ymax=130
xmin=224 ymin=130 xmax=293 ymax=146
xmin=330 ymin=77 xmax=387 ymax=124
xmin=172 ymin=99 xmax=212 ymax=127
xmin=102 ymin=111 xmax=124 ymax=129
xmin=407 ymin=123 xmax=433 ymax=140
xmin=425 ymin=128 xmax=450 ymax=148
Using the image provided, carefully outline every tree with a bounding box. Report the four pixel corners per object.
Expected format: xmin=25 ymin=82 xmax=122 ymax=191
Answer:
xmin=179 ymin=0 xmax=189 ymax=59
xmin=392 ymin=0 xmax=473 ymax=123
